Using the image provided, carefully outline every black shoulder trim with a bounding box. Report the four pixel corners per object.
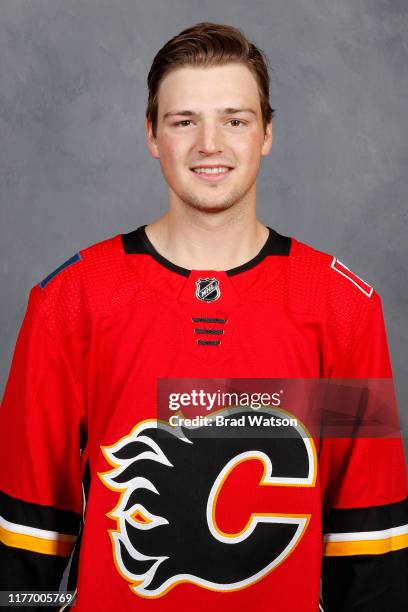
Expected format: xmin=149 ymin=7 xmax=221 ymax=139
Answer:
xmin=122 ymin=226 xmax=190 ymax=277
xmin=122 ymin=225 xmax=291 ymax=277
xmin=227 ymin=228 xmax=291 ymax=276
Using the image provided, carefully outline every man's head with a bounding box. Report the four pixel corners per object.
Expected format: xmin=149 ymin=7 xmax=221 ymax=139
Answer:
xmin=145 ymin=23 xmax=275 ymax=214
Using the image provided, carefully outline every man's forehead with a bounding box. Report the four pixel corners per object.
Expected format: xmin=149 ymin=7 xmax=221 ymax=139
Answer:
xmin=158 ymin=64 xmax=261 ymax=116
xmin=159 ymin=64 xmax=259 ymax=94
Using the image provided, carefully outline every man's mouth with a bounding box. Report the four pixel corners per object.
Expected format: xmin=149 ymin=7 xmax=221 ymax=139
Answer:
xmin=190 ymin=166 xmax=234 ymax=182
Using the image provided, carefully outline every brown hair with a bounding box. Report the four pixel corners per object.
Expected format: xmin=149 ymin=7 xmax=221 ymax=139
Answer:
xmin=146 ymin=22 xmax=275 ymax=138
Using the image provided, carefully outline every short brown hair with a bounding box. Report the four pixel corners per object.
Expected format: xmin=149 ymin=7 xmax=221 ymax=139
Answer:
xmin=146 ymin=22 xmax=275 ymax=138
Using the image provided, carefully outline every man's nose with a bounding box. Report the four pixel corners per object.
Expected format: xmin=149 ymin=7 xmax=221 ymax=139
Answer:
xmin=197 ymin=121 xmax=224 ymax=154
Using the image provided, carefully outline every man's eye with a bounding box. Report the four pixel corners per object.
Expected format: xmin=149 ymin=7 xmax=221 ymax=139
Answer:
xmin=173 ymin=119 xmax=246 ymax=127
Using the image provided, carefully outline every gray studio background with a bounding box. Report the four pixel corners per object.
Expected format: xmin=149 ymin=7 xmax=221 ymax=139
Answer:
xmin=1 ymin=0 xmax=407 ymax=458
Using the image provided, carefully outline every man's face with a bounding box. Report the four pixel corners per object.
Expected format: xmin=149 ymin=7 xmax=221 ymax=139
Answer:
xmin=146 ymin=63 xmax=273 ymax=213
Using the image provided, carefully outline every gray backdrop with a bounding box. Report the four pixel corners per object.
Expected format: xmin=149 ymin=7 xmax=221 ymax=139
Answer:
xmin=1 ymin=1 xmax=407 ymax=457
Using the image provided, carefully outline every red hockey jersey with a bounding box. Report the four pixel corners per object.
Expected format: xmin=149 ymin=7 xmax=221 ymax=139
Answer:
xmin=1 ymin=225 xmax=407 ymax=611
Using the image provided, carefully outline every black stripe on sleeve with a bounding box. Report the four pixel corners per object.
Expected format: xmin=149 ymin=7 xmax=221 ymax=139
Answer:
xmin=0 ymin=490 xmax=81 ymax=536
xmin=323 ymin=497 xmax=408 ymax=535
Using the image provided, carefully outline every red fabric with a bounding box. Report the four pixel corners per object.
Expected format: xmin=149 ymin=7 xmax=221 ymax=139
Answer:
xmin=1 ymin=234 xmax=406 ymax=611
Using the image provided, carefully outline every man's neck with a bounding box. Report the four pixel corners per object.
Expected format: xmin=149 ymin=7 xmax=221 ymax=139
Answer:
xmin=144 ymin=213 xmax=270 ymax=272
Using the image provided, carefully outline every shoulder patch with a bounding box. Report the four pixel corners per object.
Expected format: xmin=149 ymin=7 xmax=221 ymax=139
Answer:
xmin=330 ymin=257 xmax=373 ymax=298
xmin=39 ymin=253 xmax=82 ymax=289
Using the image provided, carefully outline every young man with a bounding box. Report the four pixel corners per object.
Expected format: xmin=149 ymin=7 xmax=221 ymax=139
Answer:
xmin=1 ymin=22 xmax=407 ymax=612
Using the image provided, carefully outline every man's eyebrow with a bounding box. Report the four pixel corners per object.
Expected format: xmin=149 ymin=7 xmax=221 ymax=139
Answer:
xmin=162 ymin=108 xmax=257 ymax=119
xmin=222 ymin=107 xmax=257 ymax=116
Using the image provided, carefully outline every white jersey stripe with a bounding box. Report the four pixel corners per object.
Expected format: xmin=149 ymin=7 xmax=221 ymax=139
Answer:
xmin=0 ymin=514 xmax=77 ymax=543
xmin=323 ymin=523 xmax=408 ymax=543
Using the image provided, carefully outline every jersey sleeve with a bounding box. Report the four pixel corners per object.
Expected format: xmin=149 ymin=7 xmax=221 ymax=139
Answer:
xmin=0 ymin=287 xmax=86 ymax=594
xmin=319 ymin=292 xmax=408 ymax=611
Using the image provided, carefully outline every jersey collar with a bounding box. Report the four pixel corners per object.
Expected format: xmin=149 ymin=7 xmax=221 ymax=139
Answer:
xmin=122 ymin=225 xmax=291 ymax=278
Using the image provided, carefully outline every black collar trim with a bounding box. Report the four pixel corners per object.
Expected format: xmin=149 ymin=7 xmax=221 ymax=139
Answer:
xmin=122 ymin=225 xmax=291 ymax=277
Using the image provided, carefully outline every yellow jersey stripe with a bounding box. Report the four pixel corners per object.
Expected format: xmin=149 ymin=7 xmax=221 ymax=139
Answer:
xmin=323 ymin=532 xmax=408 ymax=556
xmin=0 ymin=525 xmax=76 ymax=557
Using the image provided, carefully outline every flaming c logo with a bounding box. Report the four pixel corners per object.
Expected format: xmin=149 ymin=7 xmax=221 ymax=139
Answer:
xmin=98 ymin=407 xmax=316 ymax=598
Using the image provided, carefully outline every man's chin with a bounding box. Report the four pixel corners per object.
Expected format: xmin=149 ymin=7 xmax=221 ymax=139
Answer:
xmin=190 ymin=202 xmax=236 ymax=213
xmin=179 ymin=192 xmax=241 ymax=213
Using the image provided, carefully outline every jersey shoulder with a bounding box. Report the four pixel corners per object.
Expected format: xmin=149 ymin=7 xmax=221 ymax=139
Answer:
xmin=288 ymin=237 xmax=380 ymax=350
xmin=290 ymin=237 xmax=378 ymax=302
xmin=291 ymin=238 xmax=375 ymax=296
xmin=30 ymin=233 xmax=147 ymax=338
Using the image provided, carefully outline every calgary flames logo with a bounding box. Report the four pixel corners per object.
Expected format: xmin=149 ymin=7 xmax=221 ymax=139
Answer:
xmin=98 ymin=408 xmax=316 ymax=598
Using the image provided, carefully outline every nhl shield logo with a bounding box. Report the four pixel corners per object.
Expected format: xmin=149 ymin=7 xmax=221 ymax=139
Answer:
xmin=195 ymin=277 xmax=221 ymax=302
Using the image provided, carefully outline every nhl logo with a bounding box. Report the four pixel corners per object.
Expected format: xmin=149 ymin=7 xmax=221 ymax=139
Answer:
xmin=195 ymin=277 xmax=221 ymax=302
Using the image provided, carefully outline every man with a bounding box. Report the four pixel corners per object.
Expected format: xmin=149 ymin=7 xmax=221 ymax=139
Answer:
xmin=1 ymin=22 xmax=407 ymax=612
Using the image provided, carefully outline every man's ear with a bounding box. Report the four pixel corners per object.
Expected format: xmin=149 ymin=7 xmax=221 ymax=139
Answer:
xmin=261 ymin=120 xmax=273 ymax=156
xmin=145 ymin=118 xmax=160 ymax=159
